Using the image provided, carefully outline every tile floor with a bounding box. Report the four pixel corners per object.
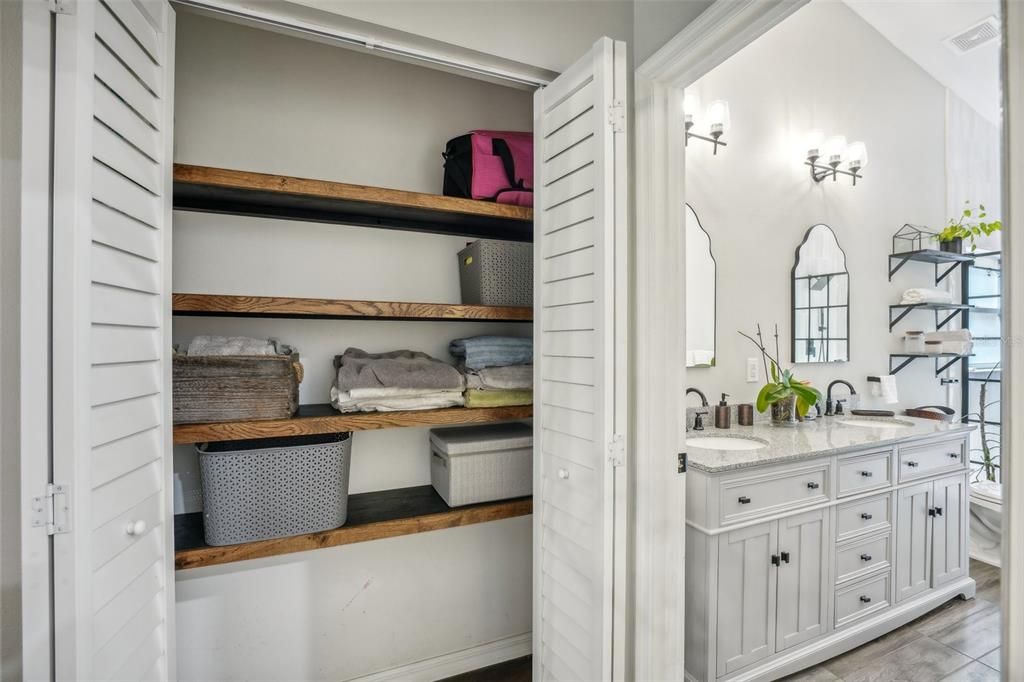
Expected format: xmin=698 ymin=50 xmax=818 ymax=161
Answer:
xmin=442 ymin=560 xmax=1001 ymax=682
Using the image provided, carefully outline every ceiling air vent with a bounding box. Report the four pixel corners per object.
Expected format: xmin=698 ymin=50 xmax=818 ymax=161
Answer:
xmin=945 ymin=16 xmax=1000 ymax=54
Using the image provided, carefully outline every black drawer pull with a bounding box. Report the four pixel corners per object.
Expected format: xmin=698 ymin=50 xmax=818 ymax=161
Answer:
xmin=860 ymin=470 xmax=873 ymax=477
xmin=860 ymin=595 xmax=872 ymax=604
xmin=906 ymin=461 xmax=919 ymax=468
xmin=738 ymin=496 xmax=751 ymax=504
xmin=807 ymin=482 xmax=820 ymax=490
xmin=935 ymin=506 xmax=943 ymax=516
xmin=771 ymin=554 xmax=780 ymax=567
xmin=861 ymin=512 xmax=873 ymax=520
xmin=780 ymin=551 xmax=790 ymax=564
xmin=860 ymin=554 xmax=872 ymax=562
xmin=929 ymin=507 xmax=937 ymax=517
xmin=948 ymin=452 xmax=960 ymax=459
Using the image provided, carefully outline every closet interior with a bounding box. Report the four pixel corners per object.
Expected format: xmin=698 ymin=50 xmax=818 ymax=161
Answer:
xmin=170 ymin=8 xmax=538 ymax=664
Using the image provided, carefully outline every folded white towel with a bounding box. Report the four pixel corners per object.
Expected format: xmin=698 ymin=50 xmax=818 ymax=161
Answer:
xmin=925 ymin=330 xmax=973 ymax=355
xmin=330 ymin=386 xmax=464 ymax=412
xmin=901 ymin=288 xmax=953 ymax=305
xmin=879 ymin=375 xmax=899 ymax=404
xmin=187 ymin=335 xmax=284 ymax=356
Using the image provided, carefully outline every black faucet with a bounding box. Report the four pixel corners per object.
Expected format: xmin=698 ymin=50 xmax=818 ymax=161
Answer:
xmin=686 ymin=388 xmax=709 ymax=431
xmin=825 ymin=380 xmax=857 ymax=416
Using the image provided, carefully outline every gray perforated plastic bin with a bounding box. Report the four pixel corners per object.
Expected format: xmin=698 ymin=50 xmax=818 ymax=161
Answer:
xmin=197 ymin=432 xmax=351 ymax=546
xmin=458 ymin=239 xmax=533 ymax=306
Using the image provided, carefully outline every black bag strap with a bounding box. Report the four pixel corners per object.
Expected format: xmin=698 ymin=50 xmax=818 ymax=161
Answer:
xmin=492 ymin=137 xmax=524 ymax=189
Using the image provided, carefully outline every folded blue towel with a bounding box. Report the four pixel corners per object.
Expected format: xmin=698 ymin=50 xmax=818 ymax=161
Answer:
xmin=449 ymin=336 xmax=533 ymax=370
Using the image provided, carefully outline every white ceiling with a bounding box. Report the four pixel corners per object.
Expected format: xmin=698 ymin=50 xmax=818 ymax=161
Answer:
xmin=841 ymin=0 xmax=1001 ymax=124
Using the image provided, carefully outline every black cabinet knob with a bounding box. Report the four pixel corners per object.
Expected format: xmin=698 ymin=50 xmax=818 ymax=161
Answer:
xmin=807 ymin=482 xmax=820 ymax=490
xmin=860 ymin=470 xmax=873 ymax=477
xmin=860 ymin=595 xmax=872 ymax=604
xmin=906 ymin=461 xmax=919 ymax=468
xmin=738 ymin=496 xmax=751 ymax=504
xmin=860 ymin=554 xmax=872 ymax=562
xmin=861 ymin=512 xmax=873 ymax=520
xmin=935 ymin=506 xmax=943 ymax=516
xmin=771 ymin=554 xmax=780 ymax=567
xmin=780 ymin=551 xmax=790 ymax=564
xmin=949 ymin=452 xmax=960 ymax=459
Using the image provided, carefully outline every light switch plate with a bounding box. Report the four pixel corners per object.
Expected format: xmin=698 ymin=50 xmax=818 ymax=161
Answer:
xmin=746 ymin=358 xmax=760 ymax=383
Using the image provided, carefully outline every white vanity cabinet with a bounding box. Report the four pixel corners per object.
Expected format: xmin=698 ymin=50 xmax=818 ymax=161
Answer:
xmin=685 ymin=430 xmax=975 ymax=682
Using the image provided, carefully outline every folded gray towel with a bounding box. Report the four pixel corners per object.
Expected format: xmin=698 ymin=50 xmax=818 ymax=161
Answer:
xmin=449 ymin=336 xmax=533 ymax=370
xmin=465 ymin=364 xmax=533 ymax=390
xmin=334 ymin=348 xmax=464 ymax=392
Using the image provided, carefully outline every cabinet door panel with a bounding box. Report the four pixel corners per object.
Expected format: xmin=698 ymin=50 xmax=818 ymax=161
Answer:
xmin=932 ymin=474 xmax=967 ymax=587
xmin=776 ymin=509 xmax=829 ymax=651
xmin=716 ymin=522 xmax=778 ymax=676
xmin=895 ymin=482 xmax=932 ymax=602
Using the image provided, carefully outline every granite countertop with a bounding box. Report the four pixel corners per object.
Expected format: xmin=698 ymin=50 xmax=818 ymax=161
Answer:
xmin=686 ymin=415 xmax=976 ymax=473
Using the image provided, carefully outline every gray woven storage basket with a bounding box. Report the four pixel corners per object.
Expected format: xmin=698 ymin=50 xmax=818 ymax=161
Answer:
xmin=198 ymin=432 xmax=351 ymax=546
xmin=458 ymin=239 xmax=533 ymax=306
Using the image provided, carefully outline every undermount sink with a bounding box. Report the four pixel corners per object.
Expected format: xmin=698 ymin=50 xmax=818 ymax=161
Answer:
xmin=686 ymin=436 xmax=768 ymax=451
xmin=838 ymin=418 xmax=914 ymax=429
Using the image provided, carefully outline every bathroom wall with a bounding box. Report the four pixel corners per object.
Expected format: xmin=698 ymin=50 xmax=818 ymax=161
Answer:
xmin=171 ymin=12 xmax=534 ymax=680
xmin=684 ymin=1 xmax=953 ymax=412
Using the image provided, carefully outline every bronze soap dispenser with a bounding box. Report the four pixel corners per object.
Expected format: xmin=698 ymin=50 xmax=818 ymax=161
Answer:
xmin=714 ymin=393 xmax=731 ymax=429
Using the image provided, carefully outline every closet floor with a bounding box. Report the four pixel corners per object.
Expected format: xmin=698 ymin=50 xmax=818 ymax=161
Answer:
xmin=444 ymin=561 xmax=1000 ymax=682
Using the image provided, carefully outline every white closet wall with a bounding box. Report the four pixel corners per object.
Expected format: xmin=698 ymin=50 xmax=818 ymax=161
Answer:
xmin=171 ymin=11 xmax=534 ymax=679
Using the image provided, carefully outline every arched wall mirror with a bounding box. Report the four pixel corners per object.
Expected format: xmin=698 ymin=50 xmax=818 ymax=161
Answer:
xmin=792 ymin=224 xmax=850 ymax=363
xmin=686 ymin=204 xmax=716 ymax=368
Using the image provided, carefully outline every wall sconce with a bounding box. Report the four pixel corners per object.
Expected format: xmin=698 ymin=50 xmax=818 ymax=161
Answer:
xmin=685 ymin=95 xmax=730 ymax=155
xmin=805 ymin=130 xmax=867 ymax=185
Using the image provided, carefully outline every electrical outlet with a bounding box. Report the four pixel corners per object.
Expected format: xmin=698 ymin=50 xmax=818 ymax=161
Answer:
xmin=746 ymin=358 xmax=760 ymax=383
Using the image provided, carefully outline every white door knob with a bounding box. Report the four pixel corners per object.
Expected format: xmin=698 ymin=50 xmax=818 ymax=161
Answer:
xmin=126 ymin=520 xmax=147 ymax=536
xmin=558 ymin=468 xmax=570 ymax=480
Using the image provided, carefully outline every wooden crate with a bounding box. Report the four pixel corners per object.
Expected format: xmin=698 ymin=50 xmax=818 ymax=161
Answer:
xmin=173 ymin=352 xmax=301 ymax=424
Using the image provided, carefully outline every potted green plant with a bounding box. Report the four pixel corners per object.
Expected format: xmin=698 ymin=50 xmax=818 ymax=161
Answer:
xmin=739 ymin=324 xmax=823 ymax=425
xmin=937 ymin=201 xmax=1002 ymax=253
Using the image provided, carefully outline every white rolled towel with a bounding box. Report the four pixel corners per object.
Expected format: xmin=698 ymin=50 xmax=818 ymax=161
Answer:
xmin=901 ymin=288 xmax=953 ymax=305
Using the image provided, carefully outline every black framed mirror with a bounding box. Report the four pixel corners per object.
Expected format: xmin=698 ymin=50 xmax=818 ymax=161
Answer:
xmin=792 ymin=224 xmax=849 ymax=363
xmin=686 ymin=204 xmax=716 ymax=368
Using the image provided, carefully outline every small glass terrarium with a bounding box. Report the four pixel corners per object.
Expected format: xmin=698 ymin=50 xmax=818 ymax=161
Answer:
xmin=892 ymin=224 xmax=937 ymax=255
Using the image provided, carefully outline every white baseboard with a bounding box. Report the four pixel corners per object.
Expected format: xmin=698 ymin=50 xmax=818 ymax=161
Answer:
xmin=345 ymin=633 xmax=531 ymax=682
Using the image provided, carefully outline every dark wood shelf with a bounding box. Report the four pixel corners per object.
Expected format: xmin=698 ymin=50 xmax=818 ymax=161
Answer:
xmin=174 ymin=485 xmax=532 ymax=570
xmin=173 ymin=403 xmax=533 ymax=444
xmin=173 ymin=164 xmax=533 ymax=242
xmin=172 ymin=293 xmax=532 ymax=322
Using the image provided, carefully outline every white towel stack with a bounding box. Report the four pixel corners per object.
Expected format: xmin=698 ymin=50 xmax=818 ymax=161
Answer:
xmin=900 ymin=288 xmax=954 ymax=305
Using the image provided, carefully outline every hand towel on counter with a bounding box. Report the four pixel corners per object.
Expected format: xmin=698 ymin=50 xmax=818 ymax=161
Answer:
xmin=464 ymin=364 xmax=533 ymax=391
xmin=900 ymin=288 xmax=954 ymax=305
xmin=187 ymin=335 xmax=288 ymax=356
xmin=464 ymin=388 xmax=533 ymax=409
xmin=334 ymin=348 xmax=464 ymax=392
xmin=449 ymin=336 xmax=532 ymax=370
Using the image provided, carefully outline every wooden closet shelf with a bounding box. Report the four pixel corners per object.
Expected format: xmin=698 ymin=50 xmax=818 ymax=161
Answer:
xmin=173 ymin=403 xmax=533 ymax=444
xmin=174 ymin=485 xmax=532 ymax=570
xmin=172 ymin=293 xmax=532 ymax=322
xmin=173 ymin=164 xmax=533 ymax=242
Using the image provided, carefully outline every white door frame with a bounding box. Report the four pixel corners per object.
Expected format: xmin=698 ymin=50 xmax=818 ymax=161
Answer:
xmin=1001 ymin=1 xmax=1023 ymax=676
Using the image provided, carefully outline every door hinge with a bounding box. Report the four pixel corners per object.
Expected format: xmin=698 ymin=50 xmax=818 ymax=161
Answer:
xmin=678 ymin=452 xmax=688 ymax=474
xmin=31 ymin=483 xmax=72 ymax=535
xmin=607 ymin=434 xmax=625 ymax=467
xmin=48 ymin=0 xmax=75 ymax=14
xmin=607 ymin=101 xmax=625 ymax=133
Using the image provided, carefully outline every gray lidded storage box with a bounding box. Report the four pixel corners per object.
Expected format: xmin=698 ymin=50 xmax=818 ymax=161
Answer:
xmin=458 ymin=239 xmax=533 ymax=307
xmin=198 ymin=432 xmax=351 ymax=546
xmin=429 ymin=422 xmax=532 ymax=507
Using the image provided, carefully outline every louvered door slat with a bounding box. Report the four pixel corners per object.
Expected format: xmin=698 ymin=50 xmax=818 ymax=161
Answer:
xmin=52 ymin=2 xmax=173 ymax=679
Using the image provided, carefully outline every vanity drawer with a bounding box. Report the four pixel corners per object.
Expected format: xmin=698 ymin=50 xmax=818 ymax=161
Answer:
xmin=835 ymin=571 xmax=891 ymax=629
xmin=719 ymin=462 xmax=831 ymax=525
xmin=899 ymin=439 xmax=965 ymax=482
xmin=837 ymin=451 xmax=892 ymax=497
xmin=836 ymin=493 xmax=892 ymax=541
xmin=836 ymin=532 xmax=891 ymax=584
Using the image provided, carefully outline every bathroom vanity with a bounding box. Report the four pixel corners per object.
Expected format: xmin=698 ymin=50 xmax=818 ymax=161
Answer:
xmin=684 ymin=416 xmax=976 ymax=681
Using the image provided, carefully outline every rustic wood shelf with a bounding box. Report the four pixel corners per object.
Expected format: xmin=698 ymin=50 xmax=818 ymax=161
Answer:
xmin=174 ymin=485 xmax=532 ymax=570
xmin=173 ymin=403 xmax=533 ymax=444
xmin=173 ymin=164 xmax=533 ymax=241
xmin=172 ymin=293 xmax=532 ymax=322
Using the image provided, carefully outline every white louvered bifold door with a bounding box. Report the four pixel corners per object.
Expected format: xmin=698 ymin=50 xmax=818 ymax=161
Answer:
xmin=51 ymin=1 xmax=176 ymax=680
xmin=533 ymin=37 xmax=629 ymax=682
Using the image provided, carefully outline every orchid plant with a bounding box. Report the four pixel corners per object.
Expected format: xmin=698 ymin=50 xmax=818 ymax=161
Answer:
xmin=739 ymin=324 xmax=823 ymax=419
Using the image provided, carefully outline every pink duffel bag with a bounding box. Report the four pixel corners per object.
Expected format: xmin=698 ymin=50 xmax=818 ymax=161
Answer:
xmin=442 ymin=130 xmax=533 ymax=207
